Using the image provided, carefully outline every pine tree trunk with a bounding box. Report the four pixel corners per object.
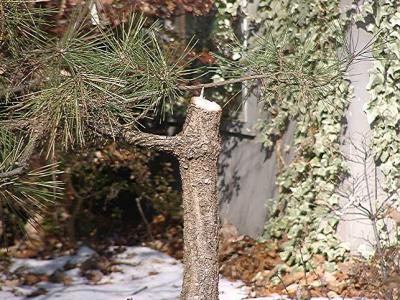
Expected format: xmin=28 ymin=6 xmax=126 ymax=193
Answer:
xmin=114 ymin=95 xmax=222 ymax=299
xmin=176 ymin=100 xmax=222 ymax=300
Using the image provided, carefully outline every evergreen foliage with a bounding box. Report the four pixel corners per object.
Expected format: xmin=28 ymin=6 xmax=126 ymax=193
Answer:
xmin=0 ymin=1 xmax=356 ymax=250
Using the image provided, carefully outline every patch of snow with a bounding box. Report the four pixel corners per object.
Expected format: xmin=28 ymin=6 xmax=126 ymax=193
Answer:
xmin=0 ymin=246 xmax=372 ymax=300
xmin=69 ymin=246 xmax=97 ymax=265
xmin=192 ymin=97 xmax=221 ymax=112
xmin=0 ymin=246 xmax=248 ymax=300
xmin=9 ymin=256 xmax=72 ymax=276
xmin=191 ymin=93 xmax=221 ymax=112
xmin=9 ymin=246 xmax=96 ymax=276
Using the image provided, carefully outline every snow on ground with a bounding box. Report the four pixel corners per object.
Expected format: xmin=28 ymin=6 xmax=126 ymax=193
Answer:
xmin=0 ymin=246 xmax=370 ymax=300
xmin=0 ymin=246 xmax=250 ymax=300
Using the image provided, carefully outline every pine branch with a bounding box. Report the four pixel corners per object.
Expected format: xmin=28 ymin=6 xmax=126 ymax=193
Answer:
xmin=179 ymin=71 xmax=341 ymax=91
xmin=0 ymin=8 xmax=358 ymax=184
xmin=3 ymin=79 xmax=41 ymax=96
xmin=0 ymin=126 xmax=62 ymax=228
xmin=93 ymin=124 xmax=182 ymax=154
xmin=0 ymin=125 xmax=45 ymax=179
xmin=8 ymin=73 xmax=271 ymax=97
xmin=0 ymin=64 xmax=343 ymax=181
xmin=121 ymin=130 xmax=182 ymax=153
xmin=10 ymin=70 xmax=338 ymax=102
xmin=0 ymin=66 xmax=334 ymax=181
xmin=181 ymin=73 xmax=275 ymax=90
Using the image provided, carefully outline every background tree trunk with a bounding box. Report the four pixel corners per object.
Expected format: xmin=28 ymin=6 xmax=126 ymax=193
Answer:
xmin=176 ymin=100 xmax=222 ymax=300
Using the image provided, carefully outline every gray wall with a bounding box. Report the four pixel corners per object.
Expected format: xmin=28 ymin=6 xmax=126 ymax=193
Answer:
xmin=218 ymin=118 xmax=295 ymax=237
xmin=335 ymin=0 xmax=379 ymax=254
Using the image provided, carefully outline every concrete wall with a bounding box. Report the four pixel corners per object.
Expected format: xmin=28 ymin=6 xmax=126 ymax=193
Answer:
xmin=335 ymin=0 xmax=380 ymax=254
xmin=218 ymin=117 xmax=295 ymax=237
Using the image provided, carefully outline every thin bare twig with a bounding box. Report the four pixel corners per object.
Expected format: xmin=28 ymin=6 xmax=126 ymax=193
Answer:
xmin=136 ymin=196 xmax=154 ymax=241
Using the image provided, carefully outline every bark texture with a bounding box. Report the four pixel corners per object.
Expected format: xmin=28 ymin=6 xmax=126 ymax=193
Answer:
xmin=121 ymin=129 xmax=182 ymax=154
xmin=176 ymin=102 xmax=222 ymax=300
xmin=117 ymin=98 xmax=222 ymax=299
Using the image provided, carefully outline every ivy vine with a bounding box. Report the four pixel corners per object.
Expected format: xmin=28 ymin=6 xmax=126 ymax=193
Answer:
xmin=253 ymin=0 xmax=352 ymax=268
xmin=361 ymin=0 xmax=400 ymax=193
xmin=212 ymin=0 xmax=358 ymax=269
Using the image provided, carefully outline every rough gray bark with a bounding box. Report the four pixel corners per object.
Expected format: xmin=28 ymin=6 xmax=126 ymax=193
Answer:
xmin=176 ymin=102 xmax=222 ymax=300
xmin=121 ymin=129 xmax=182 ymax=154
xmin=120 ymin=98 xmax=222 ymax=300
